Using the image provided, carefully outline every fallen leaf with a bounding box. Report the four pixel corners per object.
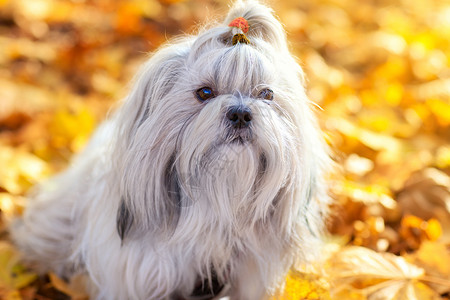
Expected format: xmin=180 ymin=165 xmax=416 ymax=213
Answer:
xmin=0 ymin=146 xmax=50 ymax=195
xmin=409 ymin=241 xmax=450 ymax=295
xmin=0 ymin=242 xmax=37 ymax=298
xmin=397 ymin=168 xmax=450 ymax=242
xmin=329 ymin=246 xmax=441 ymax=300
xmin=275 ymin=270 xmax=330 ymax=300
xmin=48 ymin=273 xmax=88 ymax=300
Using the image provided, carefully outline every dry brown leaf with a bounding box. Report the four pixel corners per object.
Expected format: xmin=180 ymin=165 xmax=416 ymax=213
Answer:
xmin=397 ymin=168 xmax=450 ymax=242
xmin=48 ymin=273 xmax=88 ymax=300
xmin=396 ymin=215 xmax=443 ymax=252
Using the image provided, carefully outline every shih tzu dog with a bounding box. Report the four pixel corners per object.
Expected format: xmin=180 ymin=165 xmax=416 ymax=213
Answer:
xmin=11 ymin=1 xmax=330 ymax=299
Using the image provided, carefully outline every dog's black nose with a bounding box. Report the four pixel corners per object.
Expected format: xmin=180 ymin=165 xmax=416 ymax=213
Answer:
xmin=226 ymin=106 xmax=252 ymax=128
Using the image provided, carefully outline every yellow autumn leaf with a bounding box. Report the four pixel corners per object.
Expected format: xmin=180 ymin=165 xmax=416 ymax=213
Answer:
xmin=415 ymin=242 xmax=450 ymax=275
xmin=329 ymin=246 xmax=441 ymax=300
xmin=275 ymin=270 xmax=330 ymax=300
xmin=0 ymin=290 xmax=22 ymax=300
xmin=0 ymin=146 xmax=50 ymax=195
xmin=436 ymin=146 xmax=450 ymax=169
xmin=327 ymin=117 xmax=404 ymax=161
xmin=427 ymin=99 xmax=450 ymax=127
xmin=49 ymin=108 xmax=96 ymax=153
xmin=0 ymin=242 xmax=37 ymax=296
xmin=333 ymin=179 xmax=396 ymax=209
xmin=15 ymin=0 xmax=73 ymax=22
xmin=409 ymin=241 xmax=450 ymax=295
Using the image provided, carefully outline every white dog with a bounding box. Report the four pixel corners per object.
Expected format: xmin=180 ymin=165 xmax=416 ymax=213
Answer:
xmin=11 ymin=1 xmax=330 ymax=299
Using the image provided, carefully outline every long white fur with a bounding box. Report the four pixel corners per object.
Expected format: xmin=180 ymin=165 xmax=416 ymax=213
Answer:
xmin=11 ymin=1 xmax=330 ymax=299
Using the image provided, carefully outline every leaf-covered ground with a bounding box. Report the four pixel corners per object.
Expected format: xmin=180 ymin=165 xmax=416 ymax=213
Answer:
xmin=0 ymin=0 xmax=449 ymax=299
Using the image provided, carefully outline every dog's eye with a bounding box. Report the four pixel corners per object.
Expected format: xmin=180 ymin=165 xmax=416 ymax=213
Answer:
xmin=195 ymin=87 xmax=215 ymax=102
xmin=258 ymin=88 xmax=274 ymax=100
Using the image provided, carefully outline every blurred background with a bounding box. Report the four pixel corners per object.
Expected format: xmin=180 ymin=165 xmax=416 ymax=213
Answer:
xmin=0 ymin=0 xmax=449 ymax=299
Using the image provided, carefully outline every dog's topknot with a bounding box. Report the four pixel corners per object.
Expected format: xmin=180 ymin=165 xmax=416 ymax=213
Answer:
xmin=229 ymin=17 xmax=251 ymax=45
xmin=189 ymin=1 xmax=289 ymax=53
xmin=223 ymin=0 xmax=288 ymax=50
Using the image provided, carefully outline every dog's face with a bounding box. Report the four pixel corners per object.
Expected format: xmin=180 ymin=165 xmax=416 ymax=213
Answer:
xmin=114 ymin=2 xmax=328 ymax=259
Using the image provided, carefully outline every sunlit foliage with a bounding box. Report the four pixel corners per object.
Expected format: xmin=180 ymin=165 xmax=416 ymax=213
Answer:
xmin=0 ymin=0 xmax=449 ymax=298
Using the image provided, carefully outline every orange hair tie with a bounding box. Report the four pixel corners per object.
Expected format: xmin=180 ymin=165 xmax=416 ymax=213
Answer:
xmin=228 ymin=17 xmax=249 ymax=33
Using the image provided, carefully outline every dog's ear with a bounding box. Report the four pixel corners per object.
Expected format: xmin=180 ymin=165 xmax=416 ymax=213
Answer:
xmin=113 ymin=44 xmax=190 ymax=241
xmin=116 ymin=43 xmax=190 ymax=138
xmin=224 ymin=0 xmax=288 ymax=50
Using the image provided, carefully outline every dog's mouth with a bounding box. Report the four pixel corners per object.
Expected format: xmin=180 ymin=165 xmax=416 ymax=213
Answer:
xmin=232 ymin=136 xmax=246 ymax=144
xmin=225 ymin=128 xmax=253 ymax=144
